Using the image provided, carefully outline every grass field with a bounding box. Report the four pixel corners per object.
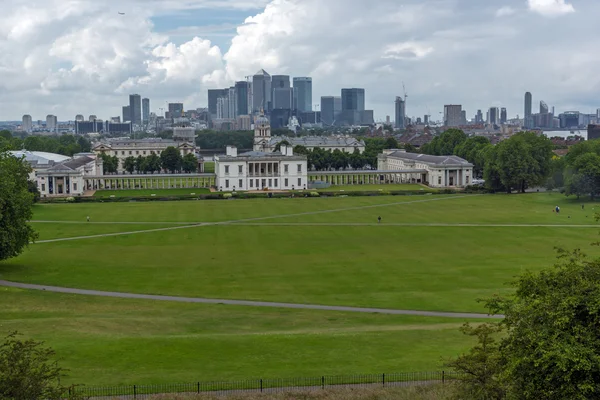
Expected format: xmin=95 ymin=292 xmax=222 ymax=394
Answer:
xmin=2 ymin=192 xmax=600 ymax=386
xmin=319 ymin=184 xmax=433 ymax=192
xmin=94 ymin=188 xmax=211 ymax=198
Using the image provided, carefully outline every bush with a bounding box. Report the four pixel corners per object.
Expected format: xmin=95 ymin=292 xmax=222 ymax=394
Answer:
xmin=222 ymin=193 xmax=232 ymax=199
xmin=310 ymin=192 xmax=320 ymax=197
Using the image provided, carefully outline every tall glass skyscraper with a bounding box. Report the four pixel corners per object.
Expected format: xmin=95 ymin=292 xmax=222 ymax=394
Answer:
xmin=524 ymin=92 xmax=532 ymax=128
xmin=293 ymin=77 xmax=312 ymax=113
xmin=129 ymin=94 xmax=142 ymax=125
xmin=321 ymin=96 xmax=342 ymax=126
xmin=142 ymin=98 xmax=150 ymax=124
xmin=234 ymin=81 xmax=250 ymax=116
xmin=395 ymin=97 xmax=406 ymax=129
xmin=252 ymin=69 xmax=271 ymax=113
xmin=341 ymin=88 xmax=365 ymax=111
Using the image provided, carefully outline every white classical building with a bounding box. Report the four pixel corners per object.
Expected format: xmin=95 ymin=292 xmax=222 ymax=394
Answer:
xmin=268 ymin=136 xmax=366 ymax=153
xmin=92 ymin=138 xmax=202 ymax=173
xmin=377 ymin=149 xmax=473 ymax=188
xmin=36 ymin=153 xmax=103 ymax=197
xmin=9 ymin=150 xmax=71 ymax=182
xmin=215 ymin=145 xmax=308 ymax=192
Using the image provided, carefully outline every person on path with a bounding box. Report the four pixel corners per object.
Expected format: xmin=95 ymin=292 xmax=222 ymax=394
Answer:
xmin=378 ymin=216 xmax=382 ymax=224
xmin=555 ymin=206 xmax=560 ymax=214
xmin=87 ymin=216 xmax=90 ymax=222
xmin=582 ymin=204 xmax=585 ymax=210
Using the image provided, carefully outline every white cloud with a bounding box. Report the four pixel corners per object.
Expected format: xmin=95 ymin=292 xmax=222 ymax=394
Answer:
xmin=496 ymin=6 xmax=516 ymax=17
xmin=383 ymin=42 xmax=434 ymax=60
xmin=528 ymin=0 xmax=575 ymax=16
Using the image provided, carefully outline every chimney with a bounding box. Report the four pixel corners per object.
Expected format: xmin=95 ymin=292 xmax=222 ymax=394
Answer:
xmin=226 ymin=146 xmax=237 ymax=157
xmin=280 ymin=144 xmax=287 ymax=155
xmin=287 ymin=146 xmax=294 ymax=156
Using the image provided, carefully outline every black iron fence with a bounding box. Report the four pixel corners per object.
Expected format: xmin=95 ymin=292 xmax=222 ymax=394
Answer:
xmin=72 ymin=371 xmax=462 ymax=399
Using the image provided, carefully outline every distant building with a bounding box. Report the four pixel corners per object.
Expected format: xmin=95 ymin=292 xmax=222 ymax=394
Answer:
xmin=142 ymin=98 xmax=150 ymax=125
xmin=269 ymin=136 xmax=366 ymax=153
xmin=236 ymin=115 xmax=252 ymax=131
xmin=215 ymin=145 xmax=308 ymax=192
xmin=234 ymin=82 xmax=250 ymax=116
xmin=488 ymin=107 xmax=499 ymax=125
xmin=105 ymin=122 xmax=131 ymax=135
xmin=395 ymin=97 xmax=406 ymax=129
xmin=129 ymin=94 xmax=142 ymax=125
xmin=122 ymin=106 xmax=131 ymax=123
xmin=524 ymin=92 xmax=533 ymax=128
xmin=9 ymin=150 xmax=71 ymax=183
xmin=22 ymin=115 xmax=32 ymax=132
xmin=342 ymin=88 xmax=365 ymax=112
xmin=252 ymin=69 xmax=272 ymax=113
xmin=461 ymin=110 xmax=467 ymax=125
xmin=293 ymin=77 xmax=312 ymax=113
xmin=321 ymin=96 xmax=342 ymax=126
xmin=444 ymin=105 xmax=462 ymax=127
xmin=46 ymin=115 xmax=57 ymax=132
xmin=75 ymin=115 xmax=84 ymax=122
xmin=270 ymin=109 xmax=292 ymax=130
xmin=272 ymin=75 xmax=292 ymax=110
xmin=168 ymin=103 xmax=184 ymax=119
xmin=36 ymin=154 xmax=103 ymax=197
xmin=559 ymin=112 xmax=580 ymax=129
xmin=588 ymin=124 xmax=600 ymax=141
xmin=76 ymin=120 xmax=104 ymax=134
xmin=501 ymin=108 xmax=507 ymax=124
xmin=88 ymin=115 xmax=97 ymax=122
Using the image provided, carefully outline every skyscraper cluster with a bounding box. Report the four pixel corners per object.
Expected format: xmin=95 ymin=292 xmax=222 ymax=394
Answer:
xmin=123 ymin=94 xmax=150 ymax=126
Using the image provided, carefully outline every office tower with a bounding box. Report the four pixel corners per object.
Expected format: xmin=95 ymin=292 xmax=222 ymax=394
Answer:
xmin=122 ymin=106 xmax=131 ymax=123
xmin=227 ymin=87 xmax=237 ymax=119
xmin=142 ymin=98 xmax=150 ymax=124
xmin=524 ymin=92 xmax=533 ymax=128
xmin=168 ymin=103 xmax=184 ymax=118
xmin=540 ymin=101 xmax=548 ymax=114
xmin=208 ymin=89 xmax=229 ymax=118
xmin=272 ymin=75 xmax=292 ymax=110
xmin=45 ymin=115 xmax=57 ymax=132
xmin=476 ymin=110 xmax=483 ymax=124
xmin=234 ymin=81 xmax=250 ymax=116
xmin=252 ymin=69 xmax=271 ymax=113
xmin=216 ymin=97 xmax=230 ymax=119
xmin=89 ymin=115 xmax=97 ymax=121
xmin=488 ymin=107 xmax=499 ymax=124
xmin=461 ymin=110 xmax=467 ymax=124
xmin=341 ymin=88 xmax=365 ymax=111
xmin=394 ymin=96 xmax=406 ymax=129
xmin=22 ymin=115 xmax=32 ymax=132
xmin=444 ymin=105 xmax=463 ymax=127
xmin=321 ymin=96 xmax=342 ymax=126
xmin=500 ymin=108 xmax=507 ymax=124
xmin=424 ymin=114 xmax=429 ymax=125
xmin=293 ymin=77 xmax=312 ymax=113
xmin=129 ymin=94 xmax=142 ymax=125
xmin=75 ymin=115 xmax=84 ymax=122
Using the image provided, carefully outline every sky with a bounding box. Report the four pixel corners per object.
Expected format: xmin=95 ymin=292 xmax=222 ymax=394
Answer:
xmin=0 ymin=0 xmax=597 ymax=122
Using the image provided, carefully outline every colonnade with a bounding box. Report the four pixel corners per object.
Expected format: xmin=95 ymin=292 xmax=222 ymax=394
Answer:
xmin=307 ymin=172 xmax=427 ymax=185
xmin=86 ymin=175 xmax=216 ymax=190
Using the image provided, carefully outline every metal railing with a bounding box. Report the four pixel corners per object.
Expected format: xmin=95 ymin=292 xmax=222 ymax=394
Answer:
xmin=72 ymin=371 xmax=461 ymax=399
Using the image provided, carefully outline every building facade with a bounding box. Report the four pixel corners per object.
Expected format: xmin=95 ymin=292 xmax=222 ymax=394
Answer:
xmin=293 ymin=77 xmax=312 ymax=113
xmin=234 ymin=81 xmax=250 ymax=116
xmin=444 ymin=105 xmax=463 ymax=127
xmin=142 ymin=98 xmax=150 ymax=125
xmin=22 ymin=115 xmax=32 ymax=132
xmin=252 ymin=69 xmax=272 ymax=113
xmin=215 ymin=145 xmax=308 ymax=192
xmin=378 ymin=149 xmax=473 ymax=188
xmin=321 ymin=96 xmax=342 ymax=126
xmin=36 ymin=154 xmax=103 ymax=197
xmin=46 ymin=115 xmax=57 ymax=132
xmin=122 ymin=106 xmax=131 ymax=123
xmin=129 ymin=94 xmax=142 ymax=125
xmin=395 ymin=97 xmax=406 ymax=129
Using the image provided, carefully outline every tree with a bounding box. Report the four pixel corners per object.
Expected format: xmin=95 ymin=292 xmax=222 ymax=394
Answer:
xmin=0 ymin=129 xmax=12 ymax=140
xmin=483 ymin=247 xmax=600 ymax=400
xmin=160 ymin=146 xmax=183 ymax=173
xmin=564 ymin=152 xmax=600 ymax=200
xmin=384 ymin=137 xmax=399 ymax=149
xmin=350 ymin=148 xmax=365 ymax=170
xmin=146 ymin=153 xmax=162 ymax=174
xmin=421 ymin=129 xmax=467 ymax=156
xmin=0 ymin=151 xmax=38 ymax=261
xmin=100 ymin=153 xmax=118 ymax=174
xmin=135 ymin=155 xmax=144 ymax=173
xmin=331 ymin=149 xmax=348 ymax=170
xmin=454 ymin=136 xmax=491 ymax=178
xmin=0 ymin=332 xmax=78 ymax=399
xmin=182 ymin=153 xmax=198 ymax=173
xmin=123 ymin=156 xmax=136 ymax=174
xmin=27 ymin=180 xmax=41 ymax=203
xmin=293 ymin=145 xmax=309 ymax=155
xmin=446 ymin=323 xmax=505 ymax=400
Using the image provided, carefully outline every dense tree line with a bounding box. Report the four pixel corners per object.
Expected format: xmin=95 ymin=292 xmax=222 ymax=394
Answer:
xmin=0 ymin=131 xmax=92 ymax=156
xmin=101 ymin=146 xmax=198 ymax=175
xmin=560 ymin=140 xmax=600 ymax=200
xmin=195 ymin=131 xmax=253 ymax=150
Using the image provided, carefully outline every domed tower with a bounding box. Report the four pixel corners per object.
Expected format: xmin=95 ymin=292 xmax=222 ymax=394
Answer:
xmin=253 ymin=110 xmax=272 ymax=152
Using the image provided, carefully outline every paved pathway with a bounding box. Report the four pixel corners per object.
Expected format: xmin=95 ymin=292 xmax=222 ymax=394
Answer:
xmin=0 ymin=280 xmax=502 ymax=319
xmin=32 ymin=195 xmax=478 ymax=244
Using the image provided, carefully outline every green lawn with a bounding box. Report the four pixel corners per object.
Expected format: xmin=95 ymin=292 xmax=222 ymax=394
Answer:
xmin=0 ymin=287 xmax=479 ymax=386
xmin=320 ymin=184 xmax=433 ymax=192
xmin=3 ymin=192 xmax=600 ymax=385
xmin=93 ymin=188 xmax=210 ymax=198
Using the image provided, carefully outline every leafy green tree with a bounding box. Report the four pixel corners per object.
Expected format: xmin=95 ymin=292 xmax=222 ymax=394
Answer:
xmin=485 ymin=247 xmax=600 ymax=400
xmin=421 ymin=129 xmax=467 ymax=156
xmin=293 ymin=145 xmax=309 ymax=155
xmin=350 ymin=148 xmax=365 ymax=169
xmin=146 ymin=153 xmax=162 ymax=174
xmin=0 ymin=137 xmax=10 ymax=151
xmin=331 ymin=149 xmax=348 ymax=170
xmin=0 ymin=151 xmax=38 ymax=261
xmin=446 ymin=323 xmax=505 ymax=400
xmin=384 ymin=137 xmax=399 ymax=149
xmin=0 ymin=129 xmax=12 ymax=140
xmin=195 ymin=130 xmax=253 ymax=149
xmin=0 ymin=332 xmax=80 ymax=399
xmin=182 ymin=153 xmax=198 ymax=173
xmin=135 ymin=155 xmax=144 ymax=173
xmin=100 ymin=153 xmax=118 ymax=174
xmin=27 ymin=180 xmax=41 ymax=203
xmin=123 ymin=156 xmax=136 ymax=174
xmin=546 ymin=156 xmax=566 ymax=190
xmin=454 ymin=136 xmax=491 ymax=177
xmin=564 ymin=152 xmax=600 ymax=199
xmin=160 ymin=146 xmax=183 ymax=173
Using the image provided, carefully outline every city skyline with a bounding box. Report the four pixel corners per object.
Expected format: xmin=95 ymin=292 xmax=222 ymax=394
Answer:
xmin=1 ymin=0 xmax=597 ymax=121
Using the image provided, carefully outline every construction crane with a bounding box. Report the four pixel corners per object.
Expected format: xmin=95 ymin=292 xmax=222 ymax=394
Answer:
xmin=402 ymin=82 xmax=408 ymax=102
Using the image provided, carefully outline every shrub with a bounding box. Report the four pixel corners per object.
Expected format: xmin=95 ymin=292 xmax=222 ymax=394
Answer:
xmin=310 ymin=192 xmax=320 ymax=197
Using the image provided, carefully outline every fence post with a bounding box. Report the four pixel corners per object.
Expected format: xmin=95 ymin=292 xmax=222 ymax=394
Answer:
xmin=260 ymin=379 xmax=263 ymax=392
xmin=197 ymin=382 xmax=200 ymax=394
xmin=322 ymin=376 xmax=325 ymax=390
xmin=442 ymin=371 xmax=445 ymax=384
xmin=382 ymin=373 xmax=385 ymax=387
xmin=133 ymin=384 xmax=137 ymax=399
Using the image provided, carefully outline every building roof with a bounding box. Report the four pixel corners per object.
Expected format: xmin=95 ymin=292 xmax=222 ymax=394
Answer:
xmin=93 ymin=139 xmax=195 ymax=149
xmin=384 ymin=150 xmax=473 ymax=167
xmin=9 ymin=150 xmax=70 ymax=166
xmin=217 ymin=150 xmax=307 ymax=162
xmin=46 ymin=156 xmax=95 ymax=172
xmin=254 ymin=69 xmax=270 ymax=77
xmin=270 ymin=136 xmax=366 ymax=148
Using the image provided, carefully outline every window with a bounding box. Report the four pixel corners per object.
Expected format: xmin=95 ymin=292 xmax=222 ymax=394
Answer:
xmin=438 ymin=177 xmax=442 ymax=185
xmin=136 ymin=151 xmax=139 ymax=155
xmin=298 ymin=178 xmax=302 ymax=186
xmin=41 ymin=184 xmax=45 ymax=192
xmin=268 ymin=179 xmax=272 ymax=187
xmin=285 ymin=178 xmax=288 ymax=187
xmin=225 ymin=165 xmax=229 ymax=174
xmin=238 ymin=165 xmax=243 ymax=174
xmin=121 ymin=151 xmax=125 ymax=155
xmin=225 ymin=180 xmax=229 ymax=188
xmin=73 ymin=183 xmax=77 ymax=191
xmin=297 ymin=164 xmax=302 ymax=173
xmin=466 ymin=176 xmax=470 ymax=184
xmin=275 ymin=179 xmax=278 ymax=187
xmin=143 ymin=151 xmax=146 ymax=155
xmin=284 ymin=164 xmax=289 ymax=173
xmin=250 ymin=180 xmax=253 ymax=188
xmin=239 ymin=179 xmax=243 ymax=188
